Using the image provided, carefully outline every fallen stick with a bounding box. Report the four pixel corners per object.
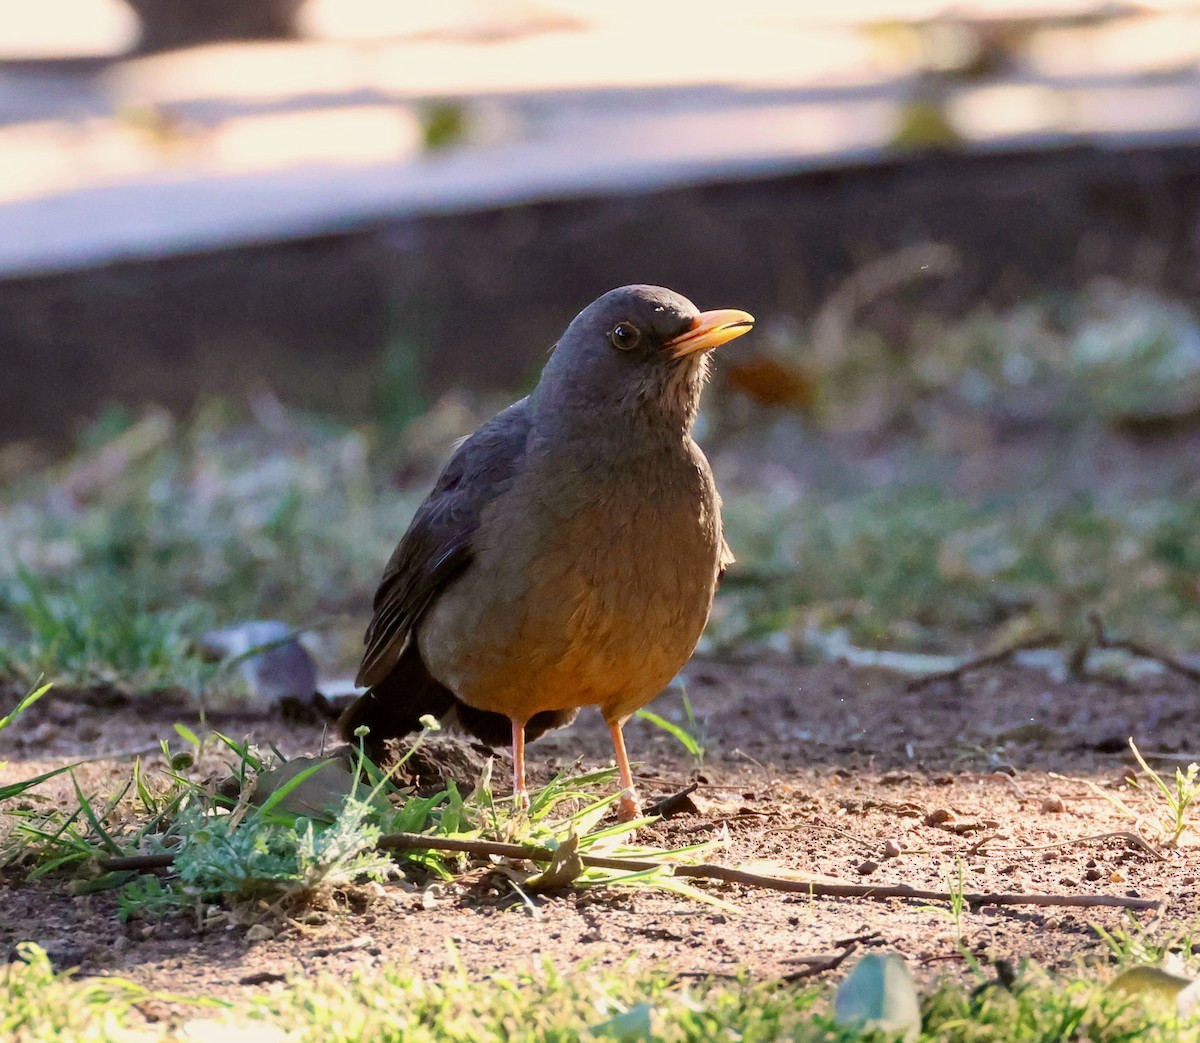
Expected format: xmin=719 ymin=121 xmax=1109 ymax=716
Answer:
xmin=905 ymin=633 xmax=1064 ymax=692
xmin=98 ymin=832 xmax=1161 ymax=911
xmin=1088 ymin=613 xmax=1200 ymax=686
xmin=967 ymin=829 xmax=1165 ymax=862
xmin=675 ymin=945 xmax=857 ymax=984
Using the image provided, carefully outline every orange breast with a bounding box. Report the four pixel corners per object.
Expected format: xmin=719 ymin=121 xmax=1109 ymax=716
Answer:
xmin=418 ymin=476 xmax=721 ymax=725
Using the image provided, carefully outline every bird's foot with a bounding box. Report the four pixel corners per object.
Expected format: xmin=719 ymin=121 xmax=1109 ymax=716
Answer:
xmin=616 ymin=789 xmax=643 ymax=823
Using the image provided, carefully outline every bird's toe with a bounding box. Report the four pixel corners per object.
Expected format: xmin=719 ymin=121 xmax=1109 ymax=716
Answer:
xmin=616 ymin=791 xmax=643 ymax=823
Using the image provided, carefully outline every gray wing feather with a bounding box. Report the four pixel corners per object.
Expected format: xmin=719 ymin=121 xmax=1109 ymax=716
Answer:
xmin=356 ymin=399 xmax=532 ymax=688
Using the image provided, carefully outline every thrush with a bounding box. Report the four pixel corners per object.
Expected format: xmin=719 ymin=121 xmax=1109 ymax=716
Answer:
xmin=339 ymin=285 xmax=753 ymax=820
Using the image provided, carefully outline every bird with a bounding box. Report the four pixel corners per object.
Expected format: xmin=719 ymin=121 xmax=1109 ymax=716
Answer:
xmin=338 ymin=285 xmax=753 ymax=820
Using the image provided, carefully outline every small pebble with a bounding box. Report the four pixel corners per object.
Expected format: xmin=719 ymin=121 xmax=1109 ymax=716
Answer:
xmin=924 ymin=808 xmax=954 ymax=826
xmin=856 ymin=859 xmax=879 ymax=876
xmin=1040 ymin=796 xmax=1066 ymax=814
xmin=881 ymin=839 xmax=903 ymax=859
xmin=1085 ymin=868 xmax=1102 ymax=882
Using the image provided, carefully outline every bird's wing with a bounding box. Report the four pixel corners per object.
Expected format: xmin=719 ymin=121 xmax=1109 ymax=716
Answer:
xmin=356 ymin=399 xmax=532 ymax=688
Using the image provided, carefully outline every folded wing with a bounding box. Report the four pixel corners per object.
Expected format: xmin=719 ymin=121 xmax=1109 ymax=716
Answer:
xmin=355 ymin=399 xmax=533 ymax=688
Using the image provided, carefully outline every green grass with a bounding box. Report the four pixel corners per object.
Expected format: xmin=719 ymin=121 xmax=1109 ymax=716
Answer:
xmin=3 ymin=407 xmax=1199 ymax=691
xmin=797 ymin=279 xmax=1200 ymax=433
xmin=0 ymin=682 xmax=81 ymax=801
xmin=0 ymin=568 xmax=206 ymax=691
xmin=0 ymin=403 xmax=426 ymax=693
xmin=1128 ymin=740 xmax=1200 ymax=848
xmin=1 ymin=722 xmax=723 ymax=918
xmin=704 ymin=278 xmax=1200 ymax=650
xmin=717 ymin=488 xmax=1200 ymax=652
xmin=4 ymin=942 xmax=1198 ymax=1042
xmin=3 ymin=944 xmax=150 ymax=1043
xmin=636 ymin=685 xmax=706 ymax=769
xmin=2 ymin=282 xmax=1200 ymax=688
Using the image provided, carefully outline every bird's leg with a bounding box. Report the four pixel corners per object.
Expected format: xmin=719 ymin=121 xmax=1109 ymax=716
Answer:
xmin=608 ymin=717 xmax=642 ymax=822
xmin=511 ymin=718 xmax=530 ymax=810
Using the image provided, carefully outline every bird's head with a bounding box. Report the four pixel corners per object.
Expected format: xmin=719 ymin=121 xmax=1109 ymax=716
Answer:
xmin=534 ymin=285 xmax=754 ymax=433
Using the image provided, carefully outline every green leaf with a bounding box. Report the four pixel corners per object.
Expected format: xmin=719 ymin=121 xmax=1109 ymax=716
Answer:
xmin=0 ymin=681 xmax=53 ymax=733
xmin=173 ymin=723 xmax=202 ymax=749
xmin=0 ymin=761 xmax=82 ymax=802
xmin=635 ymin=709 xmax=702 ymax=758
xmin=834 ymin=953 xmax=922 ymax=1041
xmin=590 ymin=1002 xmax=653 ymax=1041
xmin=70 ymin=773 xmax=125 ymax=855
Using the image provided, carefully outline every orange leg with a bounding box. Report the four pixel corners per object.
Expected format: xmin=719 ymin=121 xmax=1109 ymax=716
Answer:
xmin=511 ymin=718 xmax=530 ymax=809
xmin=608 ymin=717 xmax=642 ymax=822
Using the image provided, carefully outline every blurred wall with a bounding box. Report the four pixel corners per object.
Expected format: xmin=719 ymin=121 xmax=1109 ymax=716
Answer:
xmin=2 ymin=142 xmax=1199 ymax=443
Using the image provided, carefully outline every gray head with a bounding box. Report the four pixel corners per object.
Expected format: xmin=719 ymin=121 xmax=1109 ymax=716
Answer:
xmin=532 ymin=285 xmax=754 ymax=433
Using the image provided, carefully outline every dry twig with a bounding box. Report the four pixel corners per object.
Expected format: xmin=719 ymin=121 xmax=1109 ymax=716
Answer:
xmin=98 ymin=832 xmax=1160 ymax=911
xmin=1088 ymin=613 xmax=1200 ymax=685
xmin=777 ymin=944 xmax=860 ymax=982
xmin=905 ymin=633 xmax=1063 ymax=692
xmin=966 ymin=830 xmax=1165 ymax=862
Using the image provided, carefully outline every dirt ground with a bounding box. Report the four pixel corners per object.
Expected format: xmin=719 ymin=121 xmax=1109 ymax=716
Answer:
xmin=2 ymin=655 xmax=1198 ymax=1002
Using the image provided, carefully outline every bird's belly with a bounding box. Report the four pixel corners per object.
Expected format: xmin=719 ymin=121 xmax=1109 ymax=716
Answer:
xmin=418 ymin=496 xmax=719 ymax=723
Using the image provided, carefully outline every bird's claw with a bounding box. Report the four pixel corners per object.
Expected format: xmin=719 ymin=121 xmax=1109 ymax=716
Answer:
xmin=616 ymin=790 xmax=642 ymax=823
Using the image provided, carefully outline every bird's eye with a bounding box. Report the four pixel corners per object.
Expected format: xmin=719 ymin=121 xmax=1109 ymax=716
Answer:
xmin=610 ymin=322 xmax=641 ymax=351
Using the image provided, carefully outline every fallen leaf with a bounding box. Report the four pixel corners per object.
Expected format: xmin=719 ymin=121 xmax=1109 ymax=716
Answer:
xmin=835 ymin=953 xmax=922 ymax=1042
xmin=1110 ymin=965 xmax=1200 ymax=1018
xmin=252 ymin=755 xmax=357 ymax=822
xmin=590 ymin=1002 xmax=653 ymax=1041
xmin=524 ymin=834 xmax=584 ymax=891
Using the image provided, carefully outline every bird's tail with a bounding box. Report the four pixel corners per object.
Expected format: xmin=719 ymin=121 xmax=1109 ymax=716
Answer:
xmin=337 ymin=642 xmax=457 ymax=757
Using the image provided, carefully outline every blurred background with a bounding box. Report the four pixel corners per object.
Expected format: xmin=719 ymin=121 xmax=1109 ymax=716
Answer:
xmin=2 ymin=0 xmax=1200 ymax=700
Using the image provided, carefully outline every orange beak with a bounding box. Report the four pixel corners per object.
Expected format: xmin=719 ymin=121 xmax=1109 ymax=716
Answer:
xmin=665 ymin=309 xmax=755 ymax=359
